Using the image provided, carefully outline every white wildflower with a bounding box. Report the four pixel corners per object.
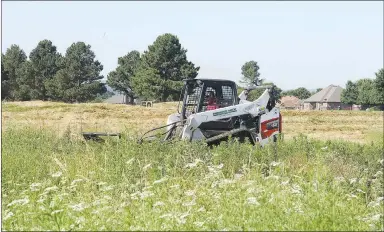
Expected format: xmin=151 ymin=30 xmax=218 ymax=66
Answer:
xmin=334 ymin=176 xmax=345 ymax=182
xmin=120 ymin=202 xmax=129 ymax=208
xmin=378 ymin=159 xmax=384 ymax=165
xmin=101 ymin=185 xmax=114 ymax=192
xmin=234 ymin=173 xmax=243 ymax=180
xmin=50 ymin=200 xmax=56 ymax=209
xmin=185 ymin=190 xmax=195 ymax=196
xmin=268 ymin=194 xmax=274 ymax=203
xmin=37 ymin=196 xmax=46 ymax=203
xmin=153 ymin=177 xmax=168 ymax=185
xmin=154 ymin=201 xmax=165 ymax=207
xmin=291 ymin=184 xmax=302 ymax=195
xmin=43 ymin=186 xmax=59 ymax=194
xmin=216 ymin=163 xmax=224 ymax=169
xmin=3 ymin=211 xmax=14 ymax=221
xmin=51 ymin=171 xmax=62 ymax=178
xmin=368 ymin=201 xmax=381 ymax=208
xmin=347 ymin=193 xmax=358 ymax=200
xmin=51 ymin=209 xmax=63 ymax=215
xmin=177 ymin=213 xmax=190 ymax=224
xmin=368 ymin=197 xmax=384 ymax=208
xmin=184 ymin=159 xmax=203 ymax=168
xmin=143 ymin=185 xmax=153 ymax=191
xmin=371 ymin=214 xmax=382 ymax=221
xmin=220 ymin=179 xmax=235 ymax=186
xmin=130 ymin=192 xmax=139 ymax=197
xmin=374 ymin=170 xmax=383 ymax=178
xmin=30 ymin=183 xmax=42 ymax=191
xmin=180 ymin=212 xmax=190 ymax=219
xmin=194 ymin=221 xmax=205 ymax=227
xmin=103 ymin=195 xmax=112 ymax=200
xmin=70 ymin=202 xmax=86 ymax=212
xmin=160 ymin=213 xmax=173 ymax=219
xmin=143 ymin=163 xmax=152 ymax=171
xmin=270 ymin=161 xmax=280 ymax=167
xmin=182 ymin=199 xmax=196 ymax=207
xmin=7 ymin=197 xmax=29 ymax=207
xmin=76 ymin=216 xmax=86 ymax=224
xmin=349 ymin=178 xmax=357 ymax=184
xmin=92 ymin=209 xmax=100 ymax=215
xmin=265 ymin=175 xmax=280 ymax=180
xmin=97 ymin=182 xmax=107 ymax=186
xmin=247 ymin=197 xmax=260 ymax=206
xmin=281 ymin=180 xmax=290 ymax=185
xmin=92 ymin=199 xmax=107 ymax=206
xmin=197 ymin=206 xmax=206 ymax=212
xmin=126 ymin=158 xmax=135 ymax=165
xmin=356 ymin=189 xmax=366 ymax=194
xmin=140 ymin=191 xmax=154 ymax=199
xmin=70 ymin=179 xmax=84 ymax=185
xmin=211 ymin=181 xmax=219 ymax=188
xmin=321 ymin=146 xmax=328 ymax=150
xmin=170 ymin=184 xmax=180 ymax=189
xmin=247 ymin=188 xmax=255 ymax=194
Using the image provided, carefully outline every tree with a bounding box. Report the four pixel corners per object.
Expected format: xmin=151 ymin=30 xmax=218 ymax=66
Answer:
xmin=374 ymin=68 xmax=384 ymax=105
xmin=341 ymin=80 xmax=358 ymax=104
xmin=281 ymin=90 xmax=296 ymax=97
xmin=131 ymin=68 xmax=164 ymax=100
xmin=29 ymin=39 xmax=63 ymax=100
xmin=2 ymin=45 xmax=27 ymax=100
xmin=241 ymin=61 xmax=260 ymax=84
xmin=107 ymin=51 xmax=141 ymax=104
xmin=14 ymin=61 xmax=37 ymax=101
xmin=134 ymin=33 xmax=200 ymax=101
xmin=281 ymin=87 xmax=311 ymax=100
xmin=1 ymin=55 xmax=10 ymax=100
xmin=356 ymin=78 xmax=376 ymax=105
xmin=45 ymin=42 xmax=106 ymax=102
xmin=294 ymin=87 xmax=311 ymax=100
xmin=316 ymin=88 xmax=323 ymax=93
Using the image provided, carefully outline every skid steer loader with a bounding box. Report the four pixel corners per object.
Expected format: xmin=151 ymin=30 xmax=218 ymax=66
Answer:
xmin=137 ymin=77 xmax=282 ymax=146
xmin=82 ymin=77 xmax=282 ymax=146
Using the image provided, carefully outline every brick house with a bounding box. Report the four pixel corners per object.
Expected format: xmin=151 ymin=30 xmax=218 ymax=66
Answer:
xmin=303 ymin=85 xmax=352 ymax=110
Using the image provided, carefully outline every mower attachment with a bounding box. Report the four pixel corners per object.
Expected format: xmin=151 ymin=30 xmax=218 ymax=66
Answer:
xmin=82 ymin=132 xmax=121 ymax=142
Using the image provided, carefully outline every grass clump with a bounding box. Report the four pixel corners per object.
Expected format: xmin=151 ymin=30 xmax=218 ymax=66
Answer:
xmin=2 ymin=127 xmax=383 ymax=231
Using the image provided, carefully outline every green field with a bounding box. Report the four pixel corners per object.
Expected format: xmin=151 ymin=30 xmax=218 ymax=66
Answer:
xmin=1 ymin=101 xmax=384 ymax=231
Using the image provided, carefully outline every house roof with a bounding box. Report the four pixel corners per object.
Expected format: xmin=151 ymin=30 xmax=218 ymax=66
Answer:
xmin=304 ymin=85 xmax=342 ymax=103
xmin=279 ymin=96 xmax=301 ymax=108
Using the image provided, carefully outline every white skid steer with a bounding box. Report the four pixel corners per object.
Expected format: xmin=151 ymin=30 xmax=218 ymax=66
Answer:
xmin=137 ymin=77 xmax=282 ymax=146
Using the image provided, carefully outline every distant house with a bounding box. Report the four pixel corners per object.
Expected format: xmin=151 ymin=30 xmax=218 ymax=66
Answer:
xmin=303 ymin=84 xmax=351 ymax=110
xmin=278 ymin=96 xmax=302 ymax=110
xmin=104 ymin=93 xmax=129 ymax=104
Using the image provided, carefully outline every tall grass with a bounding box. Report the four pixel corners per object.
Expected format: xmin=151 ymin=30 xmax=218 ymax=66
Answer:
xmin=2 ymin=127 xmax=383 ymax=231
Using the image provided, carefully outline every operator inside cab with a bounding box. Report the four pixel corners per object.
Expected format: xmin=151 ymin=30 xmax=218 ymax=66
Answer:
xmin=206 ymin=91 xmax=218 ymax=111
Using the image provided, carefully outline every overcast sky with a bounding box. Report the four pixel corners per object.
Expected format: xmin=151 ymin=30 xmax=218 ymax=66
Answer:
xmin=2 ymin=1 xmax=383 ymax=90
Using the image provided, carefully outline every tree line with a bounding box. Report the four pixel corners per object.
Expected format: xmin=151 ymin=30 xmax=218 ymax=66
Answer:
xmin=341 ymin=69 xmax=384 ymax=106
xmin=1 ymin=33 xmax=199 ymax=103
xmin=238 ymin=60 xmax=323 ymax=101
xmin=239 ymin=60 xmax=383 ymax=107
xmin=2 ymin=33 xmax=382 ymax=105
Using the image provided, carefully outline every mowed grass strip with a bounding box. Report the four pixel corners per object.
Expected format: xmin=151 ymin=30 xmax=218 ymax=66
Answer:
xmin=2 ymin=101 xmax=383 ymax=143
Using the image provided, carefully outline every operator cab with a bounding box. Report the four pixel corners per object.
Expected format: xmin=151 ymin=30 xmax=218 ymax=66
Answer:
xmin=179 ymin=79 xmax=238 ymax=120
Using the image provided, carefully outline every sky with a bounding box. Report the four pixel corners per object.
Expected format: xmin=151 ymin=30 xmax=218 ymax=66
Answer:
xmin=1 ymin=1 xmax=383 ymax=90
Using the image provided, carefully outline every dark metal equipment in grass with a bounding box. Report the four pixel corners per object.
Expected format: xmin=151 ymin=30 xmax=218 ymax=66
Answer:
xmin=82 ymin=132 xmax=121 ymax=142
